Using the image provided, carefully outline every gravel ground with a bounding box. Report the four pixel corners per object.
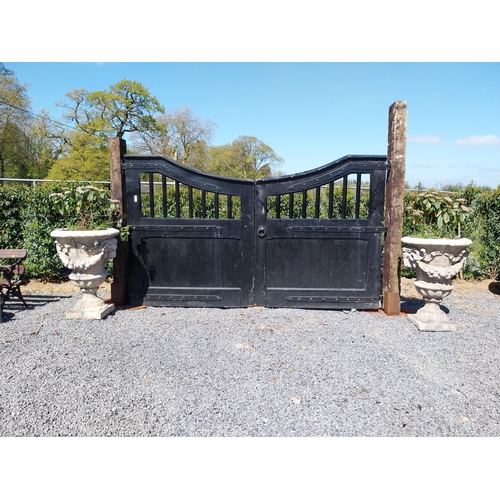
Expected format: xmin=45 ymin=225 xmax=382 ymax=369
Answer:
xmin=1 ymin=285 xmax=500 ymax=437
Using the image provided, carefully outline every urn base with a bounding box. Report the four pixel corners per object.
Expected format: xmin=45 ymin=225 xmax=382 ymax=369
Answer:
xmin=408 ymin=302 xmax=457 ymax=332
xmin=66 ymin=292 xmax=115 ymax=320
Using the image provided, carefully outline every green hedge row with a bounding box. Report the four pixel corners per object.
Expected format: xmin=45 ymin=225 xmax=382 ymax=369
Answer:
xmin=473 ymin=187 xmax=500 ymax=279
xmin=0 ymin=183 xmax=114 ymax=281
xmin=402 ymin=184 xmax=500 ymax=280
xmin=1 ymin=182 xmax=500 ymax=281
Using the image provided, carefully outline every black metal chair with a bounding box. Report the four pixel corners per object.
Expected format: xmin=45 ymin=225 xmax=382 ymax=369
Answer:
xmin=0 ymin=250 xmax=29 ymax=315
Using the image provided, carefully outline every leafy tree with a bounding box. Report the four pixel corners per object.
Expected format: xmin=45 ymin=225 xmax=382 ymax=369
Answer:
xmin=462 ymin=180 xmax=488 ymax=205
xmin=413 ymin=181 xmax=426 ymax=192
xmin=23 ymin=112 xmax=63 ymax=178
xmin=0 ymin=63 xmax=32 ymax=178
xmin=207 ymin=135 xmax=284 ymax=179
xmin=46 ymin=129 xmax=110 ymax=180
xmin=232 ymin=135 xmax=284 ymax=179
xmin=58 ymin=79 xmax=165 ymax=139
xmin=206 ymin=144 xmax=240 ymax=177
xmin=441 ymin=182 xmax=464 ymax=193
xmin=133 ymin=106 xmax=215 ymax=171
xmin=50 ymin=79 xmax=165 ymax=180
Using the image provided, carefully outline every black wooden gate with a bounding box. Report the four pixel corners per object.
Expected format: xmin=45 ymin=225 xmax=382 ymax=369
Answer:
xmin=123 ymin=154 xmax=388 ymax=309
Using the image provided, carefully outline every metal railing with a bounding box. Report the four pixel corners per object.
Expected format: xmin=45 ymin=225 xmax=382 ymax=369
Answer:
xmin=0 ymin=178 xmax=110 ymax=187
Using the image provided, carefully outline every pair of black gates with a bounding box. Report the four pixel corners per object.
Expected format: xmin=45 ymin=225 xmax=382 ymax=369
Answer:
xmin=123 ymin=154 xmax=388 ymax=309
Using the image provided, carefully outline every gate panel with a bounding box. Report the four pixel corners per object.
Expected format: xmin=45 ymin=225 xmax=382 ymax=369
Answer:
xmin=263 ymin=228 xmax=382 ymax=308
xmin=254 ymin=157 xmax=388 ymax=309
xmin=128 ymin=222 xmax=245 ymax=306
xmin=122 ymin=154 xmax=388 ymax=310
xmin=124 ymin=156 xmax=255 ymax=307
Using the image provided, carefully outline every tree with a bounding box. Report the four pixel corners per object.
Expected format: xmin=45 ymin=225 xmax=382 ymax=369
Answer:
xmin=206 ymin=144 xmax=239 ymax=177
xmin=441 ymin=182 xmax=464 ymax=193
xmin=0 ymin=63 xmax=32 ymax=178
xmin=133 ymin=106 xmax=215 ymax=171
xmin=58 ymin=79 xmax=165 ymax=139
xmin=46 ymin=129 xmax=110 ymax=181
xmin=207 ymin=135 xmax=284 ymax=179
xmin=25 ymin=112 xmax=66 ymax=178
xmin=51 ymin=79 xmax=165 ymax=180
xmin=6 ymin=111 xmax=65 ymax=179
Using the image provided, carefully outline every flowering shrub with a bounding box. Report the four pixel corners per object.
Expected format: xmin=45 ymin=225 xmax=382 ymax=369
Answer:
xmin=404 ymin=190 xmax=474 ymax=238
xmin=49 ymin=184 xmax=129 ymax=241
xmin=49 ymin=185 xmax=120 ymax=231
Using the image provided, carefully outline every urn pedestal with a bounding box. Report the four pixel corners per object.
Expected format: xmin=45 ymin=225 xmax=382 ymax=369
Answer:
xmin=401 ymin=237 xmax=472 ymax=331
xmin=51 ymin=228 xmax=119 ymax=319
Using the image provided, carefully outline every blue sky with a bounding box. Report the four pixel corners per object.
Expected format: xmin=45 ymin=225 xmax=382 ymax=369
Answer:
xmin=5 ymin=62 xmax=499 ymax=188
xmin=2 ymin=1 xmax=498 ymax=189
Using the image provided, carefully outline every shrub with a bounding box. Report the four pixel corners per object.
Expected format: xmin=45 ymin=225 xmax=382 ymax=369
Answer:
xmin=0 ymin=185 xmax=24 ymax=250
xmin=473 ymin=188 xmax=500 ymax=280
xmin=402 ymin=187 xmax=479 ymax=280
xmin=403 ymin=189 xmax=474 ymax=238
xmin=0 ymin=182 xmax=115 ymax=281
xmin=2 ymin=181 xmax=500 ymax=282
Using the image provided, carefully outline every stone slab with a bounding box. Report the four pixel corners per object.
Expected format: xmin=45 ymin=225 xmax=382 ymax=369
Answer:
xmin=408 ymin=314 xmax=457 ymax=331
xmin=66 ymin=302 xmax=115 ymax=320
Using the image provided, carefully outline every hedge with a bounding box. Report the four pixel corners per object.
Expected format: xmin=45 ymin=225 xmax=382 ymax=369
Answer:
xmin=1 ymin=182 xmax=500 ymax=281
xmin=0 ymin=182 xmax=114 ymax=281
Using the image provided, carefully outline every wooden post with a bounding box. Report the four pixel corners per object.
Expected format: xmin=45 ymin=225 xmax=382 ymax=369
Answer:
xmin=109 ymin=137 xmax=128 ymax=307
xmin=383 ymin=101 xmax=407 ymax=315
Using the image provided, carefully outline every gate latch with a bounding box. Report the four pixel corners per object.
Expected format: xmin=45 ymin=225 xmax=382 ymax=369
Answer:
xmin=257 ymin=226 xmax=266 ymax=238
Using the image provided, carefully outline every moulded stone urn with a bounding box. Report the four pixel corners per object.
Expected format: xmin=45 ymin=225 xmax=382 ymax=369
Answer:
xmin=401 ymin=236 xmax=473 ymax=332
xmin=50 ymin=228 xmax=119 ymax=319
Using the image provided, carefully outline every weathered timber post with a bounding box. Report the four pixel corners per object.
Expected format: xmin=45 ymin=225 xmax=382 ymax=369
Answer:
xmin=383 ymin=101 xmax=407 ymax=315
xmin=109 ymin=137 xmax=128 ymax=307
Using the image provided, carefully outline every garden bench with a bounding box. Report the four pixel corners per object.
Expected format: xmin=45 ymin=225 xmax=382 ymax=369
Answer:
xmin=0 ymin=249 xmax=28 ymax=322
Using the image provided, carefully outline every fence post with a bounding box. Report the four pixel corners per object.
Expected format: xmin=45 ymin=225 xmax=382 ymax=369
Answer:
xmin=109 ymin=137 xmax=128 ymax=307
xmin=383 ymin=101 xmax=407 ymax=315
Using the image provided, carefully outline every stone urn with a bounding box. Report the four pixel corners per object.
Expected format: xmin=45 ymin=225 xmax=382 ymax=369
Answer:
xmin=401 ymin=236 xmax=472 ymax=331
xmin=50 ymin=228 xmax=119 ymax=319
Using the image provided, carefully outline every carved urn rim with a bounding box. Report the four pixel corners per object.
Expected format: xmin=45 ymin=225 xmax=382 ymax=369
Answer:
xmin=50 ymin=228 xmax=120 ymax=239
xmin=402 ymin=236 xmax=472 ymax=247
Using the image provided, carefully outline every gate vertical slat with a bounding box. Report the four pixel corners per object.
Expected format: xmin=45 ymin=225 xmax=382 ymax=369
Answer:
xmin=201 ymin=190 xmax=206 ymax=218
xmin=188 ymin=186 xmax=194 ymax=218
xmin=328 ymin=181 xmax=334 ymax=219
xmin=162 ymin=176 xmax=167 ymax=217
xmin=355 ymin=173 xmax=362 ymax=219
xmin=149 ymin=172 xmax=155 ymax=217
xmin=288 ymin=192 xmax=294 ymax=219
xmin=175 ymin=181 xmax=181 ymax=218
xmin=315 ymin=186 xmax=321 ymax=218
xmin=301 ymin=190 xmax=307 ymax=218
xmin=215 ymin=193 xmax=220 ymax=219
xmin=341 ymin=176 xmax=348 ymax=218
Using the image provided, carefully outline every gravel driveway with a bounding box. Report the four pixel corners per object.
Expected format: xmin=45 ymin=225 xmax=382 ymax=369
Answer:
xmin=1 ymin=284 xmax=499 ymax=437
